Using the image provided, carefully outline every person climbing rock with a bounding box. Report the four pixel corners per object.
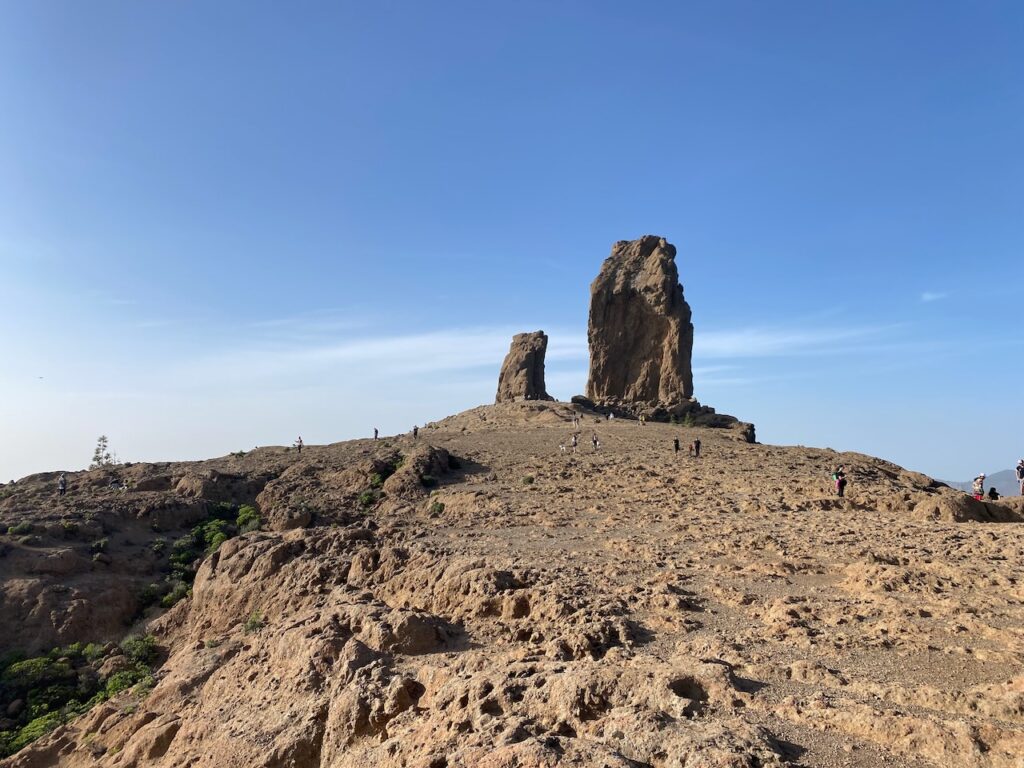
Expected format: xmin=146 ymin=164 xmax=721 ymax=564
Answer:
xmin=57 ymin=473 xmax=66 ymax=497
xmin=673 ymin=437 xmax=680 ymax=454
xmin=987 ymin=486 xmax=1000 ymax=502
xmin=972 ymin=473 xmax=985 ymax=501
xmin=1017 ymin=460 xmax=1024 ymax=495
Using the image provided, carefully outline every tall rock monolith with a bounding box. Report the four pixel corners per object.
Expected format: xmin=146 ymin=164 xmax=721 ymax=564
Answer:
xmin=496 ymin=331 xmax=553 ymax=403
xmin=586 ymin=235 xmax=694 ymax=405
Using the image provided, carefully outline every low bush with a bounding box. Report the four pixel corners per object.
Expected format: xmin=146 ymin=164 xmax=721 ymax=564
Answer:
xmin=160 ymin=581 xmax=190 ymax=609
xmin=244 ymin=611 xmax=265 ymax=634
xmin=6 ymin=522 xmax=33 ymax=536
xmin=0 ymin=634 xmax=160 ymax=757
xmin=236 ymin=505 xmax=260 ymax=533
xmin=120 ymin=635 xmax=158 ymax=666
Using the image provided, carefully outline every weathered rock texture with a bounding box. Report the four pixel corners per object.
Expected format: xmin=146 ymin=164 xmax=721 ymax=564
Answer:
xmin=495 ymin=331 xmax=552 ymax=403
xmin=587 ymin=235 xmax=694 ymax=405
xmin=5 ymin=401 xmax=1024 ymax=767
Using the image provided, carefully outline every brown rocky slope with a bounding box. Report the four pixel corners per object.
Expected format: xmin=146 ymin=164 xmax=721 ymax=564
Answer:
xmin=2 ymin=401 xmax=1024 ymax=767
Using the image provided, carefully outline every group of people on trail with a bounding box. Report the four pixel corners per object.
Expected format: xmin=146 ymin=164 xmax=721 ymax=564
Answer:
xmin=673 ymin=437 xmax=701 ymax=457
xmin=561 ymin=431 xmax=600 ymax=453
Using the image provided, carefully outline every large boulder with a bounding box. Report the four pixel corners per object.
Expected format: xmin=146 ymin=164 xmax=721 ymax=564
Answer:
xmin=586 ymin=235 xmax=694 ymax=405
xmin=495 ymin=331 xmax=553 ymax=403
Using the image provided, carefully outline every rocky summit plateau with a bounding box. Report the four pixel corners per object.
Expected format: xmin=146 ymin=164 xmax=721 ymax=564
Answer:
xmin=1 ymin=405 xmax=1023 ymax=768
xmin=0 ymin=237 xmax=1022 ymax=768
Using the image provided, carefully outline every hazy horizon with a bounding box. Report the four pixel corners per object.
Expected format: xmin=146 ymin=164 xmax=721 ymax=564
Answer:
xmin=2 ymin=2 xmax=1021 ymax=482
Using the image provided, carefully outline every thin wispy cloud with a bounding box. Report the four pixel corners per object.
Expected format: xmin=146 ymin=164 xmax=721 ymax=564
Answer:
xmin=920 ymin=291 xmax=947 ymax=303
xmin=694 ymin=325 xmax=891 ymax=359
xmin=164 ymin=322 xmax=894 ymax=396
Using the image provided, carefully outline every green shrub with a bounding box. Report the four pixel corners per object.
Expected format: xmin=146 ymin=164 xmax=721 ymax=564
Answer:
xmin=60 ymin=521 xmax=79 ymax=537
xmin=236 ymin=505 xmax=260 ymax=533
xmin=3 ymin=712 xmax=63 ymax=756
xmin=120 ymin=635 xmax=157 ymax=666
xmin=150 ymin=538 xmax=167 ymax=555
xmin=90 ymin=538 xmax=108 ymax=553
xmin=428 ymin=501 xmax=445 ymax=516
xmin=522 ymin=475 xmax=535 ymax=485
xmin=420 ymin=474 xmax=438 ymax=488
xmin=368 ymin=472 xmax=384 ymax=489
xmin=358 ymin=490 xmax=379 ymax=509
xmin=243 ymin=611 xmax=265 ymax=634
xmin=27 ymin=684 xmax=77 ymax=718
xmin=104 ymin=667 xmax=149 ymax=697
xmin=138 ymin=582 xmax=165 ymax=609
xmin=6 ymin=522 xmax=33 ymax=536
xmin=161 ymin=581 xmax=190 ymax=608
xmin=83 ymin=644 xmax=105 ymax=663
xmin=199 ymin=519 xmax=229 ymax=553
xmin=2 ymin=658 xmax=74 ymax=694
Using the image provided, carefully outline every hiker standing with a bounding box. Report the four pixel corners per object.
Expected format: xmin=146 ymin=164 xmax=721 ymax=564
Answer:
xmin=691 ymin=439 xmax=701 ymax=459
xmin=373 ymin=427 xmax=379 ymax=441
xmin=591 ymin=433 xmax=600 ymax=451
xmin=570 ymin=433 xmax=578 ymax=454
xmin=57 ymin=473 xmax=66 ymax=497
xmin=673 ymin=437 xmax=680 ymax=454
xmin=972 ymin=473 xmax=985 ymax=501
xmin=1016 ymin=460 xmax=1024 ymax=495
xmin=296 ymin=436 xmax=303 ymax=454
xmin=831 ymin=465 xmax=846 ymax=497
xmin=413 ymin=425 xmax=419 ymax=440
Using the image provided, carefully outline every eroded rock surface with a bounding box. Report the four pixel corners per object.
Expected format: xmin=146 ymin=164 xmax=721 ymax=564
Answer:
xmin=587 ymin=235 xmax=694 ymax=405
xmin=3 ymin=401 xmax=1024 ymax=768
xmin=495 ymin=331 xmax=553 ymax=403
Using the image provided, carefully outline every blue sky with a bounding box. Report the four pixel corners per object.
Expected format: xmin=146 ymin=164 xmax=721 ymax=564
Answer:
xmin=1 ymin=1 xmax=1021 ymax=482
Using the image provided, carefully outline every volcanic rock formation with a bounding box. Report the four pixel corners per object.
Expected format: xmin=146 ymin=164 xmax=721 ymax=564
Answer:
xmin=495 ymin=330 xmax=553 ymax=403
xmin=586 ymin=235 xmax=694 ymax=405
xmin=5 ymin=402 xmax=1024 ymax=767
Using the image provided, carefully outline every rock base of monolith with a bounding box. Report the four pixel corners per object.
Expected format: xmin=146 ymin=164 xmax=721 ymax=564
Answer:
xmin=571 ymin=395 xmax=756 ymax=443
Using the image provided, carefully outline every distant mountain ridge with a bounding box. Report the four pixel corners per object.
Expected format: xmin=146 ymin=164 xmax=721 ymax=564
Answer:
xmin=944 ymin=468 xmax=1021 ymax=498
